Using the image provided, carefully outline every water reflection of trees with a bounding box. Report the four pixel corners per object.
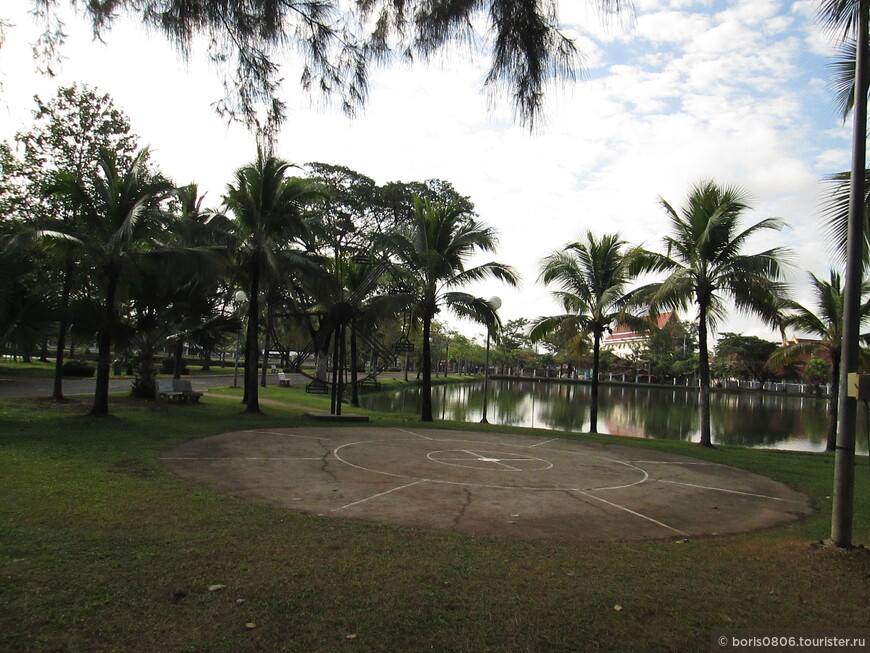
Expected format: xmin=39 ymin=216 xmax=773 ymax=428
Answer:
xmin=709 ymin=392 xmax=827 ymax=448
xmin=360 ymin=380 xmax=867 ymax=453
xmin=599 ymin=387 xmax=699 ymax=442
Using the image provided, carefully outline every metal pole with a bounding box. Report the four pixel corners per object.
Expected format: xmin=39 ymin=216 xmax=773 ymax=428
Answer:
xmin=232 ymin=324 xmax=241 ymax=388
xmin=831 ymin=1 xmax=868 ymax=548
xmin=480 ymin=330 xmax=491 ymax=424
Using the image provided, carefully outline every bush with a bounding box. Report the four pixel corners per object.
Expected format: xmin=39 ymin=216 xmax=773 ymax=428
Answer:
xmin=62 ymin=360 xmax=95 ymax=377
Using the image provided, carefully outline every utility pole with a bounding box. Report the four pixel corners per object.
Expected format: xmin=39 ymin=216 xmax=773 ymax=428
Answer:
xmin=831 ymin=1 xmax=869 ymax=548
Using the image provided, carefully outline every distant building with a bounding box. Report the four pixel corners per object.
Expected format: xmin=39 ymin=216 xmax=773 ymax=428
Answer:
xmin=776 ymin=335 xmax=832 ymax=370
xmin=601 ymin=312 xmax=679 ymax=358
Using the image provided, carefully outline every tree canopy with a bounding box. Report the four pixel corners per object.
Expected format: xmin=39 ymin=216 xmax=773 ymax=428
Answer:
xmin=22 ymin=0 xmax=629 ymax=134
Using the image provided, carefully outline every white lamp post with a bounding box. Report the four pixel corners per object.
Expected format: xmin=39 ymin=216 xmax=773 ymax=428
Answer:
xmin=232 ymin=290 xmax=247 ymax=388
xmin=480 ymin=296 xmax=501 ymax=424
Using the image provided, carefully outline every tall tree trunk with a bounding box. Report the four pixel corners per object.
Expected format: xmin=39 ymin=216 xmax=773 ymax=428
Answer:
xmin=421 ymin=313 xmax=433 ymax=422
xmin=590 ymin=329 xmax=601 ymax=433
xmin=53 ymin=261 xmax=73 ymax=401
xmin=697 ymin=306 xmax=713 ymax=447
xmin=244 ymin=257 xmax=261 ymax=413
xmin=91 ymin=270 xmax=118 ymax=417
xmin=827 ymin=349 xmax=842 ymax=452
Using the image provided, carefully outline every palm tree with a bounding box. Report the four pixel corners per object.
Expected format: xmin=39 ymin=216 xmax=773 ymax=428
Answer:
xmin=767 ymin=270 xmax=870 ymax=451
xmin=530 ymin=231 xmax=652 ymax=434
xmin=223 ymin=149 xmax=323 ymax=414
xmin=43 ymin=147 xmax=174 ymax=416
xmin=636 ymin=179 xmax=789 ymax=447
xmin=382 ymin=196 xmax=519 ymax=422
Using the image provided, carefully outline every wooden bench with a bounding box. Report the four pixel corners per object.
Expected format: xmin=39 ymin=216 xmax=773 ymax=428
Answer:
xmin=277 ymin=372 xmax=291 ymax=387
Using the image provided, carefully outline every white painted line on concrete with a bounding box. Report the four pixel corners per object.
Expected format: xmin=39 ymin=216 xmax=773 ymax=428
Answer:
xmin=459 ymin=450 xmax=531 ymax=471
xmin=334 ymin=479 xmax=429 ymax=511
xmin=575 ymin=490 xmax=687 ymax=535
xmin=393 ymin=428 xmax=434 ymax=440
xmin=653 ymin=479 xmax=784 ymax=501
xmin=528 ymin=438 xmax=557 ymax=448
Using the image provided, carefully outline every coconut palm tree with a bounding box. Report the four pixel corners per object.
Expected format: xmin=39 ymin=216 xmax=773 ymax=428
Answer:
xmin=222 ymin=149 xmax=323 ymax=414
xmin=530 ymin=231 xmax=653 ymax=434
xmin=767 ymin=270 xmax=870 ymax=451
xmin=382 ymin=195 xmax=519 ymax=422
xmin=636 ymin=179 xmax=789 ymax=447
xmin=43 ymin=147 xmax=174 ymax=416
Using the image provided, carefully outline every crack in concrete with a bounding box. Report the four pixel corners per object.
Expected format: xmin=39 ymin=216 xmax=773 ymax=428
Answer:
xmin=452 ymin=488 xmax=473 ymax=527
xmin=320 ymin=453 xmax=339 ymax=483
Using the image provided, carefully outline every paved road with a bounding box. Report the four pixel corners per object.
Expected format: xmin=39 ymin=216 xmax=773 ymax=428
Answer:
xmin=0 ymin=373 xmax=312 ymax=398
xmin=0 ymin=371 xmax=414 ymax=398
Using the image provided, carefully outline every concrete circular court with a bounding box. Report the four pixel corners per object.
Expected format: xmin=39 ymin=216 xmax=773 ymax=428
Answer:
xmin=161 ymin=426 xmax=814 ymax=542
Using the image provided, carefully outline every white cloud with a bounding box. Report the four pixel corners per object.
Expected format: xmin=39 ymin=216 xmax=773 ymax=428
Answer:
xmin=636 ymin=10 xmax=711 ymax=44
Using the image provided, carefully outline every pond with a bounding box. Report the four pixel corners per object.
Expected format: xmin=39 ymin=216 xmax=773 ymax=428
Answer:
xmin=359 ymin=378 xmax=870 ymax=454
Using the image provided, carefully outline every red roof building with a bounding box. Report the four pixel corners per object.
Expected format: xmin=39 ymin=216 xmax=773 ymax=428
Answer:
xmin=602 ymin=312 xmax=679 ymax=358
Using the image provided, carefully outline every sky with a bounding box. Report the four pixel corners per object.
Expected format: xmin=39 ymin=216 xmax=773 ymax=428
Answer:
xmin=0 ymin=0 xmax=852 ymax=345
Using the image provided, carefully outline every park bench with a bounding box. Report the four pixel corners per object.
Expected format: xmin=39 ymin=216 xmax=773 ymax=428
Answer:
xmin=173 ymin=379 xmax=203 ymax=402
xmin=156 ymin=379 xmax=183 ymax=402
xmin=306 ymin=379 xmax=329 ymax=394
xmin=157 ymin=379 xmax=203 ymax=402
xmin=278 ymin=372 xmax=291 ymax=387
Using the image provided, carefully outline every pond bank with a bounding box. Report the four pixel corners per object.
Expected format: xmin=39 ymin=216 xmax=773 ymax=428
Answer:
xmin=488 ymin=374 xmax=831 ymax=399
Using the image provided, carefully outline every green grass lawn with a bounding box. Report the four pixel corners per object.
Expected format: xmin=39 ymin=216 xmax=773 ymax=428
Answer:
xmin=1 ymin=387 xmax=868 ymax=652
